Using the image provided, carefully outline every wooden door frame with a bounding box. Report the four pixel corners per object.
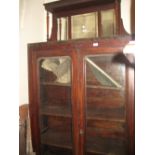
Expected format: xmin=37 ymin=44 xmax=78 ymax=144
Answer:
xmin=28 ymin=42 xmax=81 ymax=155
xmin=74 ymin=37 xmax=134 ymax=155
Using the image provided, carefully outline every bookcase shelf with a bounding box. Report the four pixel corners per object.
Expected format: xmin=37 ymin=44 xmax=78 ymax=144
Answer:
xmin=41 ymin=129 xmax=72 ymax=149
xmin=28 ymin=36 xmax=134 ymax=155
xmin=40 ymin=105 xmax=72 ymax=118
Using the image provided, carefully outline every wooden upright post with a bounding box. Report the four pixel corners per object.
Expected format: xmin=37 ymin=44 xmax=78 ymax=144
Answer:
xmin=46 ymin=11 xmax=49 ymax=41
xmin=115 ymin=0 xmax=121 ymax=35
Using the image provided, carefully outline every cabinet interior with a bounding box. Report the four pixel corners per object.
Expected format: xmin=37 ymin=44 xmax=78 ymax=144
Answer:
xmin=36 ymin=53 xmax=129 ymax=155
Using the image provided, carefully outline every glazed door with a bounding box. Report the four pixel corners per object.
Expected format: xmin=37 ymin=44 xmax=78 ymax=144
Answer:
xmin=37 ymin=56 xmax=73 ymax=155
xmin=84 ymin=54 xmax=134 ymax=155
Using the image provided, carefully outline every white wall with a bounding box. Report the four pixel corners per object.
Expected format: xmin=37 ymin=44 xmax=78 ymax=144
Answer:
xmin=121 ymin=0 xmax=131 ymax=34
xmin=19 ymin=0 xmax=60 ymax=105
xmin=19 ymin=0 xmax=133 ymax=105
xmin=20 ymin=0 xmax=45 ymax=104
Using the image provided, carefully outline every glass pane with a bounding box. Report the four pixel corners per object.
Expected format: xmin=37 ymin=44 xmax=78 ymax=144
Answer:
xmin=71 ymin=12 xmax=98 ymax=39
xmin=57 ymin=17 xmax=68 ymax=41
xmin=38 ymin=56 xmax=72 ymax=155
xmin=85 ymin=55 xmax=128 ymax=155
xmin=101 ymin=9 xmax=116 ymax=37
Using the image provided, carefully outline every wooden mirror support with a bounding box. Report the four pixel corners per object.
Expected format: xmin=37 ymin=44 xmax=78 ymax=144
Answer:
xmin=44 ymin=0 xmax=128 ymax=41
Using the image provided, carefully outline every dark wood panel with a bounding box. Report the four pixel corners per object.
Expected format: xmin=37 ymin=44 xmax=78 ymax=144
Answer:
xmin=41 ymin=129 xmax=72 ymax=149
xmin=87 ymin=119 xmax=125 ymax=133
xmin=87 ymin=96 xmax=124 ymax=108
xmin=41 ymin=98 xmax=71 ymax=107
xmin=40 ymin=105 xmax=71 ymax=117
xmin=41 ymin=85 xmax=71 ymax=100
xmin=47 ymin=116 xmax=72 ymax=131
xmin=87 ymin=106 xmax=125 ymax=121
xmin=42 ymin=145 xmax=73 ymax=155
xmin=86 ymin=136 xmax=128 ymax=155
xmin=87 ymin=88 xmax=125 ymax=111
xmin=87 ymin=88 xmax=124 ymax=98
xmin=87 ymin=127 xmax=125 ymax=139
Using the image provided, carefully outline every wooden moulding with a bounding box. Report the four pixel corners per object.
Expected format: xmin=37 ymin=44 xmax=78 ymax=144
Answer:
xmin=44 ymin=0 xmax=119 ymax=14
xmin=28 ymin=36 xmax=131 ymax=51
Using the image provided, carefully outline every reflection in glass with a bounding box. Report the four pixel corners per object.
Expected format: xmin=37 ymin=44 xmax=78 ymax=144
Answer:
xmin=101 ymin=9 xmax=116 ymax=37
xmin=71 ymin=12 xmax=98 ymax=39
xmin=38 ymin=56 xmax=73 ymax=155
xmin=57 ymin=17 xmax=68 ymax=41
xmin=86 ymin=57 xmax=121 ymax=88
xmin=41 ymin=56 xmax=71 ymax=84
xmin=85 ymin=54 xmax=128 ymax=155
